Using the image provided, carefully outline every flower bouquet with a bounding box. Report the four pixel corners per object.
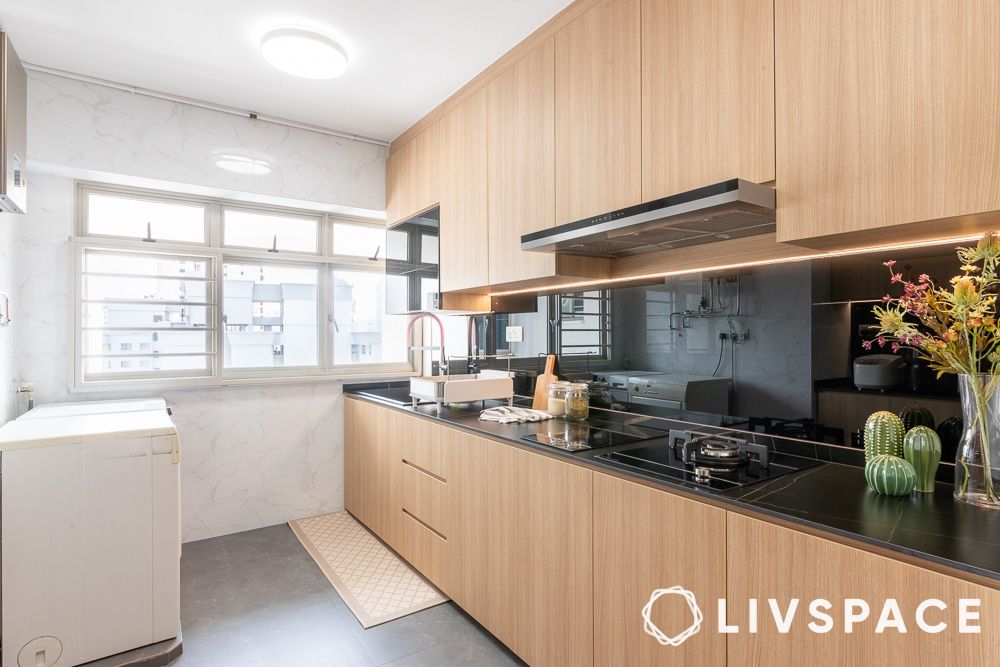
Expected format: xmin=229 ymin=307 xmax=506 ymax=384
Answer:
xmin=870 ymin=232 xmax=1000 ymax=507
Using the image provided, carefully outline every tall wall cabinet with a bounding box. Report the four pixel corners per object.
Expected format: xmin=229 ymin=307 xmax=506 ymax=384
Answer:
xmin=387 ymin=0 xmax=1000 ymax=291
xmin=775 ymin=0 xmax=1000 ymax=245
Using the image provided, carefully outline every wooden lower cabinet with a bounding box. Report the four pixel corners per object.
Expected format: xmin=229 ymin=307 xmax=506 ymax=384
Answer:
xmin=593 ymin=473 xmax=727 ymax=666
xmin=727 ymin=513 xmax=1000 ymax=665
xmin=343 ymin=398 xmax=402 ymax=551
xmin=347 ymin=400 xmax=1000 ymax=667
xmin=448 ymin=428 xmax=594 ymax=667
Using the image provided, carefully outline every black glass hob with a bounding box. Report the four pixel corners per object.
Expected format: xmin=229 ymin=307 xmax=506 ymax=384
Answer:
xmin=595 ymin=436 xmax=822 ymax=491
xmin=520 ymin=423 xmax=666 ymax=451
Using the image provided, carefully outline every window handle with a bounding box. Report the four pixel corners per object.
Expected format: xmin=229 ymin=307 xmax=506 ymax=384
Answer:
xmin=369 ymin=245 xmax=380 ymax=261
xmin=142 ymin=221 xmax=156 ymax=243
xmin=268 ymin=234 xmax=279 ymax=253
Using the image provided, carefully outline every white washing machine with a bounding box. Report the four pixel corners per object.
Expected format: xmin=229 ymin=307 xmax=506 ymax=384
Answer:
xmin=0 ymin=400 xmax=180 ymax=667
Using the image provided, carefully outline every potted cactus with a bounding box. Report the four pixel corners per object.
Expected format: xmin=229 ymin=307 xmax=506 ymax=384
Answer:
xmin=870 ymin=232 xmax=1000 ymax=508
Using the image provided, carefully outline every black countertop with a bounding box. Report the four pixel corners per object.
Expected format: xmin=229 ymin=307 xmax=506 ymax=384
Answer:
xmin=346 ymin=385 xmax=1000 ymax=585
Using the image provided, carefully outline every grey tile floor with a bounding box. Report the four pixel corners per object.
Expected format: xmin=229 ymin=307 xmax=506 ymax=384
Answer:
xmin=172 ymin=524 xmax=525 ymax=667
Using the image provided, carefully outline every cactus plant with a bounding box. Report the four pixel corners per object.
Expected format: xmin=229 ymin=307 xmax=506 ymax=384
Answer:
xmin=865 ymin=455 xmax=918 ymax=496
xmin=898 ymin=404 xmax=935 ymax=431
xmin=863 ymin=411 xmax=905 ymax=460
xmin=903 ymin=426 xmax=942 ymax=493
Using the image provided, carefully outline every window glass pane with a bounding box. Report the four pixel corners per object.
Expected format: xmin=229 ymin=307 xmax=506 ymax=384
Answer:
xmin=223 ymin=209 xmax=318 ymax=253
xmin=386 ymin=229 xmax=408 ymax=260
xmin=420 ymin=234 xmax=438 ymax=264
xmin=84 ymin=276 xmax=210 ymax=303
xmin=223 ymin=262 xmax=318 ymax=368
xmin=82 ymin=329 xmax=208 ymax=355
xmin=330 ymin=270 xmax=407 ymax=365
xmin=332 ymin=223 xmax=384 ymax=258
xmin=80 ymin=248 xmax=215 ymax=382
xmin=84 ymin=251 xmax=208 ymax=278
xmin=85 ymin=355 xmax=209 ymax=374
xmin=87 ymin=193 xmax=205 ymax=243
xmin=83 ymin=303 xmax=209 ymax=329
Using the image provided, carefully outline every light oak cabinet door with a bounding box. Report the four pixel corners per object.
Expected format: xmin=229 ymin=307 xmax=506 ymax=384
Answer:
xmin=775 ymin=0 xmax=1000 ymax=244
xmin=487 ymin=40 xmax=557 ymax=285
xmin=641 ymin=0 xmax=774 ymax=200
xmin=385 ymin=142 xmax=412 ymax=227
xmin=554 ymin=0 xmax=641 ymax=225
xmin=726 ymin=513 xmax=1000 ymax=665
xmin=448 ymin=432 xmax=522 ymax=651
xmin=343 ymin=399 xmax=403 ymax=551
xmin=593 ymin=473 xmax=727 ymax=667
xmin=439 ymin=89 xmax=489 ymax=291
xmin=449 ymin=431 xmax=594 ymax=666
xmin=385 ymin=125 xmax=440 ymax=227
xmin=514 ymin=449 xmax=593 ymax=667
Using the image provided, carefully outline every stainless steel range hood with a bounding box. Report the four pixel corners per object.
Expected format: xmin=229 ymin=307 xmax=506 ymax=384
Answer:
xmin=520 ymin=179 xmax=775 ymax=258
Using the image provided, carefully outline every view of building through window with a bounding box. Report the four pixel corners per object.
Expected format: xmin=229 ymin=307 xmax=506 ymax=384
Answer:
xmin=76 ymin=186 xmax=414 ymax=385
xmin=223 ymin=262 xmax=318 ymax=369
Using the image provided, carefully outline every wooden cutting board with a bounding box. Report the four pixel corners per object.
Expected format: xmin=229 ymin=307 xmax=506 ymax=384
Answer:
xmin=532 ymin=354 xmax=558 ymax=410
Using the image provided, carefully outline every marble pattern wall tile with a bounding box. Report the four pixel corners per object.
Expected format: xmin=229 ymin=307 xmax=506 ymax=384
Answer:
xmin=11 ymin=175 xmax=350 ymax=543
xmin=27 ymin=71 xmax=386 ymax=214
xmin=0 ymin=213 xmax=16 ymax=424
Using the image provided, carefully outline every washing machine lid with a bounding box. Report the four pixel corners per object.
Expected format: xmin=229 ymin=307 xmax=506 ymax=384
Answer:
xmin=19 ymin=398 xmax=167 ymax=420
xmin=0 ymin=410 xmax=176 ymax=451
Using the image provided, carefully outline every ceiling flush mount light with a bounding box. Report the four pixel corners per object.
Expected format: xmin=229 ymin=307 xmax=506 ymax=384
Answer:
xmin=215 ymin=155 xmax=272 ymax=175
xmin=260 ymin=27 xmax=348 ymax=79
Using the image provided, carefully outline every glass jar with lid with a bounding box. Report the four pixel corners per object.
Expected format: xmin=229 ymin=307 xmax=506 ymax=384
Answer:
xmin=565 ymin=383 xmax=591 ymax=421
xmin=547 ymin=381 xmax=570 ymax=417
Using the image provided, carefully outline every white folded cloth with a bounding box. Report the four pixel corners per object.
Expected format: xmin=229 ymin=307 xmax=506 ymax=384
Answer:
xmin=479 ymin=406 xmax=554 ymax=424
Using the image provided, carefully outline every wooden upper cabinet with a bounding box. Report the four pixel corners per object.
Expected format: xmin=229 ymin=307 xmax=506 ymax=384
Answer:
xmin=385 ymin=125 xmax=440 ymax=227
xmin=641 ymin=0 xmax=774 ymax=201
xmin=727 ymin=513 xmax=1000 ymax=665
xmin=554 ymin=0 xmax=642 ymax=224
xmin=594 ymin=473 xmax=726 ymax=667
xmin=439 ymin=89 xmax=489 ymax=291
xmin=776 ymin=0 xmax=1000 ymax=245
xmin=487 ymin=40 xmax=557 ymax=285
xmin=385 ymin=141 xmax=411 ymax=227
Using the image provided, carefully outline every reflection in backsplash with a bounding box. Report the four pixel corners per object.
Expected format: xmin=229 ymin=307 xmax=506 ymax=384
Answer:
xmin=610 ymin=262 xmax=813 ymax=421
xmin=429 ymin=245 xmax=967 ymax=448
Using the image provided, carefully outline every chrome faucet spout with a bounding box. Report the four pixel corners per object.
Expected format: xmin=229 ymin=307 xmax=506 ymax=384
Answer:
xmin=406 ymin=312 xmax=447 ymax=374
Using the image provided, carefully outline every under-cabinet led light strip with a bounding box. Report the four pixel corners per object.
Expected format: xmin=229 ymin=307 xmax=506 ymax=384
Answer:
xmin=488 ymin=234 xmax=986 ymax=296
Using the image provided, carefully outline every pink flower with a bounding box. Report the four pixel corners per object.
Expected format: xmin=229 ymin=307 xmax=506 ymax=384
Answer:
xmin=883 ymin=294 xmax=892 ymax=302
xmin=877 ymin=336 xmax=887 ymax=347
xmin=862 ymin=339 xmax=873 ymax=350
xmin=919 ymin=273 xmax=930 ymax=283
xmin=891 ymin=342 xmax=900 ymax=353
xmin=890 ymin=273 xmax=903 ymax=284
xmin=883 ymin=260 xmax=897 ymax=268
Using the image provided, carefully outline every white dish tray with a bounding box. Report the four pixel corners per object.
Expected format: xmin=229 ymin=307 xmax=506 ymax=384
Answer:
xmin=409 ymin=370 xmax=514 ymax=406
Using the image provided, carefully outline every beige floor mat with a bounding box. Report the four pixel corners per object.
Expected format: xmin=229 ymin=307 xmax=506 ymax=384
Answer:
xmin=289 ymin=511 xmax=447 ymax=628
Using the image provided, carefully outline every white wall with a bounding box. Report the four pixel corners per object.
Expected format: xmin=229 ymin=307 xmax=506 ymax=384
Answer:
xmin=9 ymin=69 xmax=388 ymax=542
xmin=28 ymin=70 xmax=386 ymax=215
xmin=0 ymin=214 xmax=16 ymax=424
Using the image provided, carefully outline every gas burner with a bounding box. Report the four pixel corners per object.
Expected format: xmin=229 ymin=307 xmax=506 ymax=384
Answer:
xmin=671 ymin=431 xmax=771 ymax=471
xmin=595 ymin=429 xmax=819 ymax=491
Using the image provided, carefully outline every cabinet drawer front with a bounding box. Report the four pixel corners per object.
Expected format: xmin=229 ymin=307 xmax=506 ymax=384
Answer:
xmin=400 ymin=510 xmax=449 ymax=593
xmin=401 ymin=461 xmax=449 ymax=537
xmin=401 ymin=419 xmax=451 ymax=481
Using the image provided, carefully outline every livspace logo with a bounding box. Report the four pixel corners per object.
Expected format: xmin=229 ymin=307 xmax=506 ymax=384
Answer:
xmin=642 ymin=588 xmax=982 ymax=646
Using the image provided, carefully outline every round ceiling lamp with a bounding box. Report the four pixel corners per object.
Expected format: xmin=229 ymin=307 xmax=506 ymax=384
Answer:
xmin=215 ymin=155 xmax=272 ymax=175
xmin=260 ymin=27 xmax=348 ymax=79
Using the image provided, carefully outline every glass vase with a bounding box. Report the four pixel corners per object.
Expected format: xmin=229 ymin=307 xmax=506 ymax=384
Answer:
xmin=955 ymin=374 xmax=1000 ymax=508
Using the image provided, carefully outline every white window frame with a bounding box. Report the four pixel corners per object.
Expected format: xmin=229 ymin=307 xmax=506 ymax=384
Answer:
xmin=71 ymin=182 xmax=418 ymax=391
